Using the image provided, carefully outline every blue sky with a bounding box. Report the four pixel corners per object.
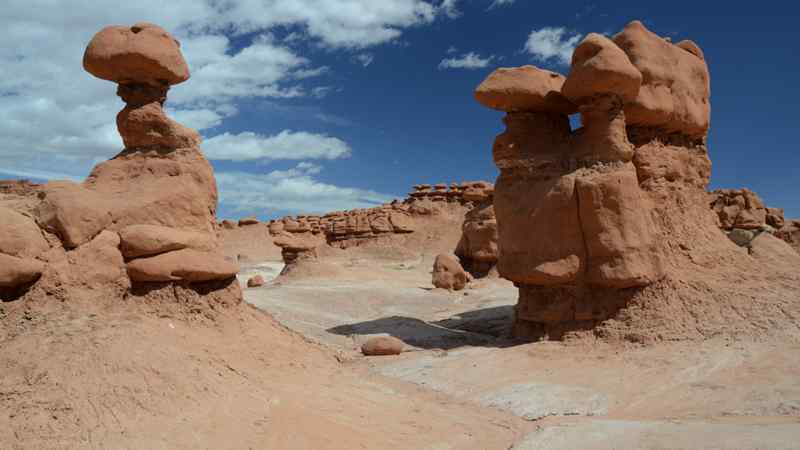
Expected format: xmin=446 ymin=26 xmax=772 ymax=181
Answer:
xmin=1 ymin=0 xmax=798 ymax=219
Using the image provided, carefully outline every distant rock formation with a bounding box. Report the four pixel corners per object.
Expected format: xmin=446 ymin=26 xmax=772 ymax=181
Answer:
xmin=260 ymin=181 xmax=494 ymax=268
xmin=455 ymin=183 xmax=498 ymax=278
xmin=709 ymin=188 xmax=786 ymax=250
xmin=1 ymin=23 xmax=239 ymax=306
xmin=475 ymin=20 xmax=719 ymax=339
xmin=777 ymin=220 xmax=800 ymax=254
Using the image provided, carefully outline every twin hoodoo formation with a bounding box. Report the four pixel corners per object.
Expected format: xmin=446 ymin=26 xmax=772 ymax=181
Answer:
xmin=475 ymin=21 xmax=715 ymax=338
xmin=1 ymin=23 xmax=239 ymax=304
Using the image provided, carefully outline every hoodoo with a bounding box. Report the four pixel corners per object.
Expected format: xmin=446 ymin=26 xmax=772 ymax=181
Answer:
xmin=1 ymin=22 xmax=239 ymax=305
xmin=475 ymin=20 xmax=797 ymax=340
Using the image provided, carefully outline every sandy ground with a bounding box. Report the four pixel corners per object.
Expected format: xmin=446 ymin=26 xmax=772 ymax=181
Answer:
xmin=243 ymin=254 xmax=800 ymax=450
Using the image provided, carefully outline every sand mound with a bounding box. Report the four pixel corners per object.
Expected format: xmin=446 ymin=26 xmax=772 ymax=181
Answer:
xmin=0 ymin=295 xmax=526 ymax=449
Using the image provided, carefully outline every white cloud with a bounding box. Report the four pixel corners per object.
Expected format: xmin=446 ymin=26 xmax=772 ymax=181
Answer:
xmin=0 ymin=0 xmax=452 ymax=182
xmin=439 ymin=0 xmax=461 ymax=18
xmin=524 ymin=27 xmax=582 ymax=66
xmin=354 ymin=53 xmax=375 ymax=67
xmin=171 ymin=34 xmax=320 ymax=105
xmin=216 ymin=165 xmax=395 ymax=215
xmin=203 ymin=130 xmax=352 ymax=162
xmin=204 ymin=0 xmax=439 ymax=49
xmin=311 ymin=86 xmax=335 ymax=98
xmin=446 ymin=46 xmax=458 ymax=54
xmin=488 ymin=0 xmax=515 ymax=8
xmin=438 ymin=52 xmax=494 ymax=70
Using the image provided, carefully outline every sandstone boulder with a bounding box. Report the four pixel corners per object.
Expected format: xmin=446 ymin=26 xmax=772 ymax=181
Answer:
xmin=676 ymin=40 xmax=705 ymax=60
xmin=247 ymin=275 xmax=265 ymax=288
xmin=370 ymin=214 xmax=393 ymax=234
xmin=119 ymin=224 xmax=215 ymax=259
xmin=117 ymin=102 xmax=200 ymax=150
xmin=456 ymin=199 xmax=499 ymax=278
xmin=475 ymin=66 xmax=576 ymax=114
xmin=0 ymin=206 xmax=49 ymax=258
xmin=432 ymin=254 xmax=468 ymax=291
xmin=36 ymin=181 xmax=113 ymax=248
xmin=575 ymin=166 xmax=665 ymax=288
xmin=613 ymin=20 xmax=710 ymax=136
xmin=494 ymin=173 xmax=585 ymax=285
xmin=361 ymin=336 xmax=404 ymax=356
xmin=126 ymin=249 xmax=239 ymax=283
xmin=0 ymin=253 xmax=45 ymax=288
xmin=67 ymin=230 xmax=127 ymax=288
xmin=710 ymin=189 xmax=769 ymax=231
xmin=766 ymin=208 xmax=785 ymax=229
xmin=83 ymin=22 xmax=189 ymax=87
xmin=84 ymin=148 xmax=218 ymax=235
xmin=389 ymin=212 xmax=414 ymax=233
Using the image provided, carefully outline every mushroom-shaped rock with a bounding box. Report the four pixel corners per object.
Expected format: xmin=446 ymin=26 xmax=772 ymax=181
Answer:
xmin=613 ymin=20 xmax=710 ymax=136
xmin=119 ymin=224 xmax=215 ymax=259
xmin=0 ymin=207 xmax=50 ymax=258
xmin=475 ymin=66 xmax=577 ymax=114
xmin=562 ymin=33 xmax=642 ymax=104
xmin=432 ymin=254 xmax=469 ymax=291
xmin=272 ymin=232 xmax=316 ymax=252
xmin=462 ymin=181 xmax=494 ymax=203
xmin=83 ymin=22 xmax=189 ymax=87
xmin=0 ymin=253 xmax=45 ymax=288
xmin=126 ymin=249 xmax=239 ymax=283
xmin=238 ymin=217 xmax=260 ymax=226
xmin=361 ymin=336 xmax=404 ymax=356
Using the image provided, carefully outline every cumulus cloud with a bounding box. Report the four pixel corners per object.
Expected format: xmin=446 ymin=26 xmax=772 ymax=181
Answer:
xmin=216 ymin=165 xmax=395 ymax=216
xmin=204 ymin=131 xmax=352 ymax=162
xmin=438 ymin=52 xmax=494 ymax=70
xmin=202 ymin=0 xmax=438 ymax=48
xmin=524 ymin=27 xmax=582 ymax=66
xmin=0 ymin=0 xmax=450 ymax=183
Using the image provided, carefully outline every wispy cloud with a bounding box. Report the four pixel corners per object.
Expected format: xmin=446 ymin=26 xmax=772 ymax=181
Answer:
xmin=203 ymin=131 xmax=352 ymax=162
xmin=216 ymin=165 xmax=395 ymax=216
xmin=354 ymin=53 xmax=375 ymax=67
xmin=438 ymin=52 xmax=494 ymax=70
xmin=439 ymin=0 xmax=461 ymax=18
xmin=488 ymin=0 xmax=515 ymax=9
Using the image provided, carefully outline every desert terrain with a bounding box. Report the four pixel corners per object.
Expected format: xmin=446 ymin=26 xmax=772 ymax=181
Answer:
xmin=1 ymin=17 xmax=800 ymax=450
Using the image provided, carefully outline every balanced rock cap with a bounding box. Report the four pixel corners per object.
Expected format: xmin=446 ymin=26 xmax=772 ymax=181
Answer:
xmin=562 ymin=33 xmax=642 ymax=104
xmin=475 ymin=65 xmax=577 ymax=114
xmin=83 ymin=22 xmax=190 ymax=87
xmin=612 ymin=20 xmax=710 ymax=136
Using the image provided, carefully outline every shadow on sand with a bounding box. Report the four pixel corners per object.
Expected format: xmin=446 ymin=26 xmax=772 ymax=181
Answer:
xmin=327 ymin=305 xmax=519 ymax=350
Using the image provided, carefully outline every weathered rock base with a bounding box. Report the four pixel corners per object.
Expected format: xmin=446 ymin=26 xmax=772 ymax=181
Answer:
xmin=512 ymin=283 xmax=637 ymax=340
